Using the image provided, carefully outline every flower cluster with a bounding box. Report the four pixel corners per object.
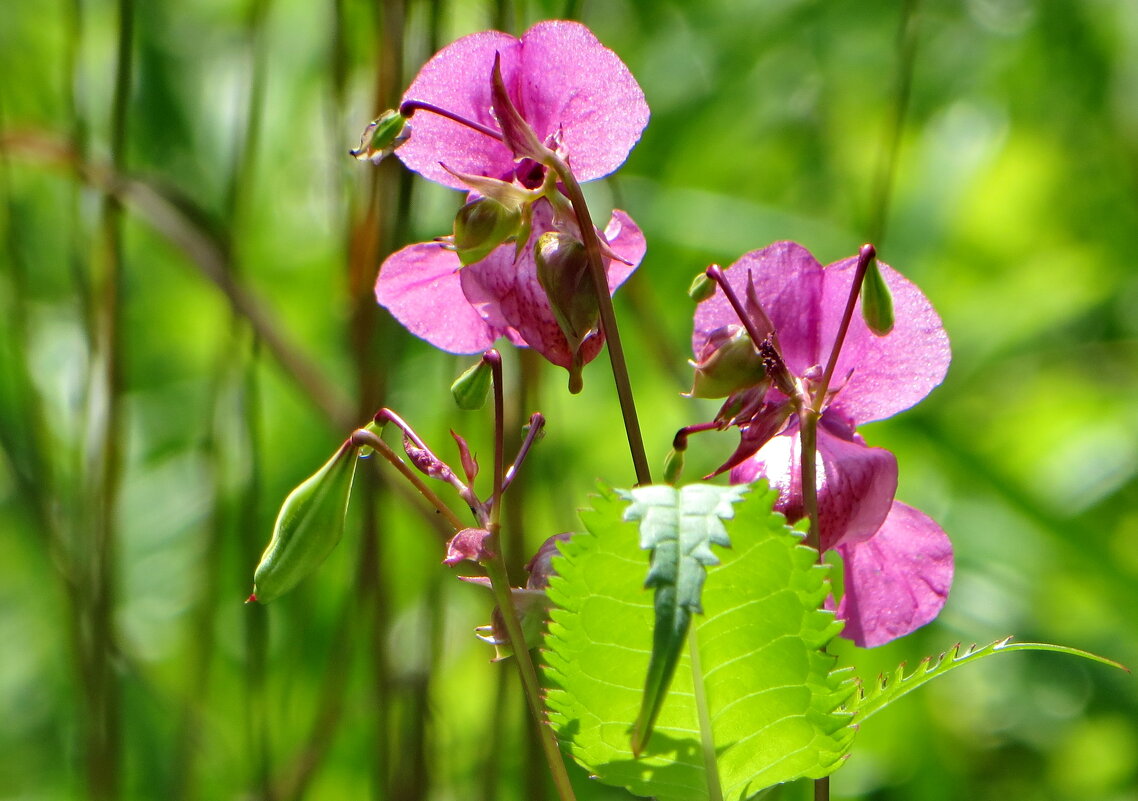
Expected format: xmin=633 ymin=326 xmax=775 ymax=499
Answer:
xmin=690 ymin=242 xmax=953 ymax=647
xmin=372 ymin=21 xmax=649 ymax=388
xmin=364 ymin=20 xmax=955 ymax=649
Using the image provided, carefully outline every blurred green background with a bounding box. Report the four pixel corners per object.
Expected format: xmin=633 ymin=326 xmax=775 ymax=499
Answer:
xmin=2 ymin=0 xmax=1136 ymax=799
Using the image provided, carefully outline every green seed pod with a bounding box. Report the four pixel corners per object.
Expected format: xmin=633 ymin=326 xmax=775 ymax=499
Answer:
xmin=250 ymin=440 xmax=359 ymax=603
xmin=451 ymin=358 xmax=493 ymax=410
xmin=453 ymin=197 xmax=522 ymax=266
xmin=861 ymin=258 xmax=895 ymax=335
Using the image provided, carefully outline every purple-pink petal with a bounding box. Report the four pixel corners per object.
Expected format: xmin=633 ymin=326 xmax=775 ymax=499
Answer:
xmin=693 ymin=242 xmax=824 ymax=378
xmin=512 ymin=21 xmax=649 ymax=182
xmin=397 ymin=21 xmax=648 ymax=189
xmin=375 ymin=242 xmax=501 ymax=354
xmin=692 ymin=241 xmax=950 ymax=425
xmin=730 ymin=419 xmax=897 ymax=551
xmin=397 ymin=31 xmax=520 ymax=189
xmin=461 ymin=203 xmax=645 ymax=369
xmin=834 ymin=501 xmax=953 ymax=648
xmin=819 ymin=256 xmax=951 ymax=424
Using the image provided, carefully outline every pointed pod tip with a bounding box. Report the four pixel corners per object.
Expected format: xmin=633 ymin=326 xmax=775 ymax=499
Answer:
xmin=245 ymin=593 xmax=258 ymax=604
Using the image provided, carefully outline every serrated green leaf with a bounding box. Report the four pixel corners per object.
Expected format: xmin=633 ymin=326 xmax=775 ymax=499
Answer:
xmin=618 ymin=483 xmax=747 ymax=755
xmin=850 ymin=636 xmax=1129 ymax=723
xmin=543 ymin=484 xmax=856 ymax=801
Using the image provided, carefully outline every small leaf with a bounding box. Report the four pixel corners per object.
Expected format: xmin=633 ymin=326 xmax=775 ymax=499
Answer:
xmin=850 ymin=637 xmax=1128 ymax=723
xmin=619 ymin=484 xmax=747 ymax=755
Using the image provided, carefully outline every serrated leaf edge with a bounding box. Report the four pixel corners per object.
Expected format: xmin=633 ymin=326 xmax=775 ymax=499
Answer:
xmin=848 ymin=636 xmax=1129 ymax=723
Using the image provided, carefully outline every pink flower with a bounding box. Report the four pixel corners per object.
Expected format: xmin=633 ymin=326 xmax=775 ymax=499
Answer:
xmin=376 ymin=200 xmax=644 ymax=370
xmin=693 ymin=242 xmax=953 ymax=647
xmin=395 ymin=20 xmax=649 ymax=189
xmin=375 ymin=20 xmax=649 ymax=381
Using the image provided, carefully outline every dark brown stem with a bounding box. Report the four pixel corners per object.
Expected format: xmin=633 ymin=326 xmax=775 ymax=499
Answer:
xmin=487 ymin=350 xmax=506 ymax=529
xmin=545 ymin=154 xmax=652 ymax=485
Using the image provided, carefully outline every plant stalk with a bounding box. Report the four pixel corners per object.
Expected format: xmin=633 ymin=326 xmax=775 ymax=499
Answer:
xmin=482 ymin=557 xmax=577 ymax=801
xmin=545 ymin=155 xmax=652 ymax=485
xmin=688 ymin=627 xmax=724 ymax=801
xmin=483 ymin=351 xmax=576 ymax=801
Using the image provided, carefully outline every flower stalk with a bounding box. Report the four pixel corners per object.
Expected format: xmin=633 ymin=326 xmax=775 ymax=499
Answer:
xmin=545 ymin=152 xmax=652 ymax=485
xmin=481 ymin=351 xmax=578 ymax=801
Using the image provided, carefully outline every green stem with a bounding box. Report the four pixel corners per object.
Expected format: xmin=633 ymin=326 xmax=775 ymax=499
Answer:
xmin=482 ymin=556 xmax=577 ymax=801
xmin=799 ymin=409 xmax=821 ymax=554
xmin=351 ymin=428 xmax=466 ymax=532
xmin=85 ymin=0 xmax=134 ymax=795
xmin=483 ymin=350 xmax=575 ymax=800
xmin=545 ymin=155 xmax=652 ymax=486
xmin=688 ymin=627 xmax=724 ymax=801
xmin=868 ymin=0 xmax=921 ymax=245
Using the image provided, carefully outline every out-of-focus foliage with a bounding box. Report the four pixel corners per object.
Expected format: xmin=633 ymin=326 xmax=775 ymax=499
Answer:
xmin=1 ymin=0 xmax=1136 ymax=800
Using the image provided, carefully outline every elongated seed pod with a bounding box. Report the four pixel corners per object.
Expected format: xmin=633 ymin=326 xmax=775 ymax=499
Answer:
xmin=250 ymin=439 xmax=359 ymax=603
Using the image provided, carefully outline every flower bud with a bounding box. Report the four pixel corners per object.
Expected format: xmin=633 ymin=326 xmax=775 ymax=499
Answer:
xmin=403 ymin=436 xmax=457 ymax=483
xmin=453 ymin=197 xmax=522 ymax=266
xmin=534 ymin=231 xmax=597 ymax=354
xmin=861 ymin=257 xmax=895 ymax=335
xmin=663 ymin=448 xmax=685 ymax=485
xmin=688 ymin=327 xmax=767 ymax=399
xmin=250 ymin=440 xmax=359 ymax=603
xmin=688 ymin=272 xmax=716 ymax=303
xmin=450 ymin=429 xmax=479 ymax=483
xmin=451 ymin=358 xmax=492 ymax=410
xmin=443 ymin=527 xmax=495 ymax=565
xmin=350 ymin=109 xmax=410 ymax=164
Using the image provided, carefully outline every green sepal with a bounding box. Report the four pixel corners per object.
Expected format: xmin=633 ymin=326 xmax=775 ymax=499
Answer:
xmin=534 ymin=231 xmax=597 ymax=356
xmin=688 ymin=328 xmax=767 ymax=399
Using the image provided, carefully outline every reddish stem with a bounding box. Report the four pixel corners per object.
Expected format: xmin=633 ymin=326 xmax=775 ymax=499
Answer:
xmin=399 ymin=100 xmax=505 ymax=142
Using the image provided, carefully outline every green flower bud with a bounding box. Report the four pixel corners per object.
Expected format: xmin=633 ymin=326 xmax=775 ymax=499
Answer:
xmin=688 ymin=272 xmax=716 ymax=303
xmin=451 ymin=358 xmax=493 ymax=410
xmin=663 ymin=448 xmax=685 ymax=485
xmin=350 ymin=109 xmax=410 ymax=164
xmin=250 ymin=440 xmax=359 ymax=603
xmin=688 ymin=328 xmax=767 ymax=399
xmin=453 ymin=197 xmax=523 ymax=266
xmin=860 ymin=258 xmax=895 ymax=335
